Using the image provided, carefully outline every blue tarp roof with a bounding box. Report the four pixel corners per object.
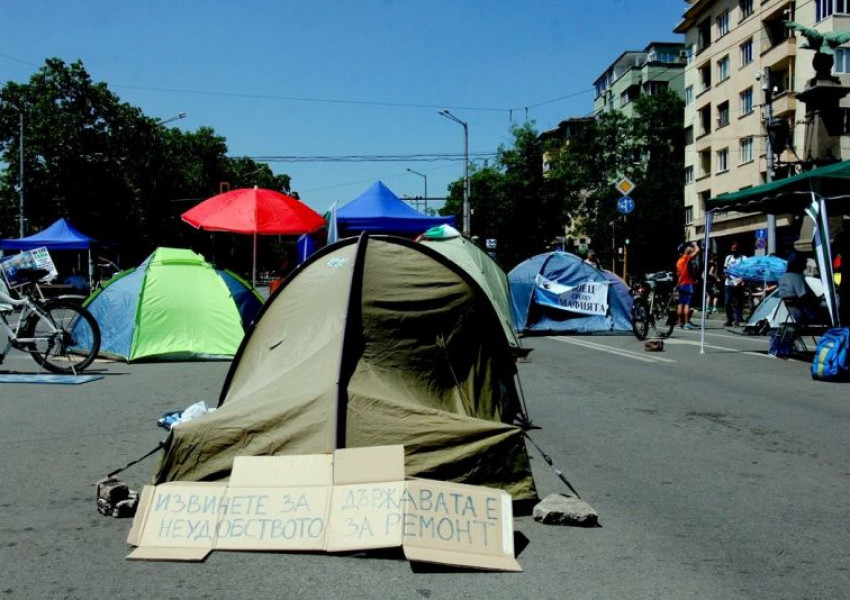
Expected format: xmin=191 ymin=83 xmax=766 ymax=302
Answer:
xmin=336 ymin=181 xmax=454 ymax=235
xmin=508 ymin=251 xmax=634 ymax=335
xmin=1 ymin=218 xmax=96 ymax=251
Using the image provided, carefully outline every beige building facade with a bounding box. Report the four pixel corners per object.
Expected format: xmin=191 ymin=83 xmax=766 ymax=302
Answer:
xmin=676 ymin=0 xmax=850 ymax=254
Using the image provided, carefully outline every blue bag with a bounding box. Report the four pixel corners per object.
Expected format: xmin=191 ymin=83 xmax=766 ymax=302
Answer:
xmin=811 ymin=327 xmax=850 ymax=381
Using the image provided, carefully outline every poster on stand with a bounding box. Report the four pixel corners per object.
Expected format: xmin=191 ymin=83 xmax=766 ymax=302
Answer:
xmin=0 ymin=246 xmax=58 ymax=288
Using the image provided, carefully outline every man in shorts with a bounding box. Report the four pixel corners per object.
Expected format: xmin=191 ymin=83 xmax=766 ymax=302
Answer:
xmin=676 ymin=241 xmax=701 ymax=330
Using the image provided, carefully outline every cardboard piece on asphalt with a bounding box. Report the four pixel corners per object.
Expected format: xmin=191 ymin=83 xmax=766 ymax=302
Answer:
xmin=126 ymin=445 xmax=520 ymax=571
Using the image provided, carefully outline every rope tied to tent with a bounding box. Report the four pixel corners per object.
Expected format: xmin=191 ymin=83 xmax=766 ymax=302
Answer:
xmin=522 ymin=431 xmax=582 ymax=499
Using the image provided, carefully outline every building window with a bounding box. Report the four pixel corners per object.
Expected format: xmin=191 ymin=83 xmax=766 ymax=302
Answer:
xmin=740 ymin=0 xmax=754 ymax=18
xmin=685 ymin=85 xmax=694 ymax=105
xmin=644 ymin=81 xmax=668 ymax=96
xmin=699 ymin=149 xmax=711 ymax=178
xmin=717 ymin=101 xmax=730 ymax=127
xmin=699 ymin=64 xmax=712 ymax=92
xmin=740 ymin=38 xmax=753 ymax=66
xmin=716 ymin=10 xmax=730 ymax=37
xmin=685 ymin=165 xmax=694 ymax=184
xmin=740 ymin=136 xmax=754 ymax=164
xmin=699 ymin=191 xmax=712 ymax=211
xmin=685 ymin=205 xmax=694 ymax=224
xmin=699 ymin=105 xmax=712 ymax=136
xmin=817 ymin=0 xmax=850 ymax=21
xmin=698 ymin=18 xmax=711 ymax=51
xmin=684 ymin=126 xmax=694 ymax=145
xmin=836 ymin=48 xmax=850 ymax=73
xmin=740 ymin=87 xmax=754 ymax=115
xmin=717 ymin=148 xmax=729 ymax=173
xmin=717 ymin=55 xmax=730 ymax=82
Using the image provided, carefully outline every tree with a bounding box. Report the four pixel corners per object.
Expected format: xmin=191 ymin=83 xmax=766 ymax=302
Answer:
xmin=0 ymin=59 xmax=291 ymax=272
xmin=543 ymin=90 xmax=685 ymax=276
xmin=441 ymin=123 xmax=565 ymax=269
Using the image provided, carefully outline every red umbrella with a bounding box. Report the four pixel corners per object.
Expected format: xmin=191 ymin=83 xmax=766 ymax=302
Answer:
xmin=181 ymin=187 xmax=325 ymax=285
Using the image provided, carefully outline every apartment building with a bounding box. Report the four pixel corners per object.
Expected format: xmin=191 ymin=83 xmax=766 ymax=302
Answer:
xmin=676 ymin=0 xmax=850 ymax=253
xmin=592 ymin=42 xmax=687 ymax=117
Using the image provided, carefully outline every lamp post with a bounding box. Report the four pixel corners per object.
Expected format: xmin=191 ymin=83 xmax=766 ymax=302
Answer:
xmin=761 ymin=69 xmax=776 ymax=255
xmin=156 ymin=111 xmax=187 ymax=125
xmin=18 ymin=110 xmax=25 ymax=237
xmin=438 ymin=109 xmax=470 ymax=236
xmin=406 ymin=168 xmax=427 ymax=212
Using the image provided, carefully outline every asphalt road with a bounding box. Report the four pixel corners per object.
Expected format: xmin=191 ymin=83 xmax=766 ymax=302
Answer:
xmin=1 ymin=316 xmax=848 ymax=599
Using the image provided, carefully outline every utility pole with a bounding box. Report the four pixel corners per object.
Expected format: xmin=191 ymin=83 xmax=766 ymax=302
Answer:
xmin=763 ymin=67 xmax=776 ymax=255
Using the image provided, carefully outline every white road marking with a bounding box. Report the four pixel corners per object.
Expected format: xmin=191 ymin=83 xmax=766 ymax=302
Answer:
xmin=662 ymin=337 xmax=774 ymax=358
xmin=549 ymin=336 xmax=677 ymax=363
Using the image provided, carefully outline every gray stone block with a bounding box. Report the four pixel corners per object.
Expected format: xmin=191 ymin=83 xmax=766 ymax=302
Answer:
xmin=532 ymin=493 xmax=599 ymax=527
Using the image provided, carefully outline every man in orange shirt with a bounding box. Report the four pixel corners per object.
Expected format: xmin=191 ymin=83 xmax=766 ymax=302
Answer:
xmin=676 ymin=241 xmax=701 ymax=330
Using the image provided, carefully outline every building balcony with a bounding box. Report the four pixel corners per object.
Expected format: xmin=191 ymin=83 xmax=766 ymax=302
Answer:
xmin=770 ymin=90 xmax=796 ymax=118
xmin=760 ymin=37 xmax=796 ymax=67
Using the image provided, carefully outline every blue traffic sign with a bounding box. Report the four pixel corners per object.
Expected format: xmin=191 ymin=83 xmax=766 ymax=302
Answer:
xmin=755 ymin=228 xmax=768 ymax=239
xmin=617 ymin=196 xmax=634 ymax=214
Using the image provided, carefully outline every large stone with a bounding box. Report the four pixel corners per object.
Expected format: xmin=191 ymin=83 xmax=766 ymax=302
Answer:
xmin=532 ymin=493 xmax=599 ymax=527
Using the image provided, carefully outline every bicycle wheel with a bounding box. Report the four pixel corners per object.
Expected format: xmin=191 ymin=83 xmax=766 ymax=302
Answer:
xmin=631 ymin=298 xmax=650 ymax=340
xmin=22 ymin=300 xmax=101 ymax=374
xmin=651 ymin=293 xmax=677 ymax=338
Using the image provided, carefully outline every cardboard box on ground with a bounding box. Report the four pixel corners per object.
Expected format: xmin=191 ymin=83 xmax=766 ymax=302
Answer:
xmin=126 ymin=445 xmax=521 ymax=571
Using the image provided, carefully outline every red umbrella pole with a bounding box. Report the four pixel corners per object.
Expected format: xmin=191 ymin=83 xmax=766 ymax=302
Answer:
xmin=252 ymin=231 xmax=258 ymax=288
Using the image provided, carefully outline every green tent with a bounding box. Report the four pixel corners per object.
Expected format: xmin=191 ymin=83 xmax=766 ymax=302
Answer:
xmin=419 ymin=224 xmax=523 ymax=352
xmin=154 ymin=235 xmax=538 ymax=501
xmin=81 ymin=248 xmax=263 ymax=362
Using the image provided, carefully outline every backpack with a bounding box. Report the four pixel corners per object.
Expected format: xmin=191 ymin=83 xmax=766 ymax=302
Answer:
xmin=811 ymin=327 xmax=850 ymax=381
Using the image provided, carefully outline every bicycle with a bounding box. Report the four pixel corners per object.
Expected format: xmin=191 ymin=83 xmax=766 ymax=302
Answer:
xmin=0 ymin=267 xmax=101 ymax=374
xmin=631 ymin=276 xmax=678 ymax=340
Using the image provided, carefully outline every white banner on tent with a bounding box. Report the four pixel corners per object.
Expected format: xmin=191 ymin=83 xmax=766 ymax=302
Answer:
xmin=533 ymin=274 xmax=609 ymax=316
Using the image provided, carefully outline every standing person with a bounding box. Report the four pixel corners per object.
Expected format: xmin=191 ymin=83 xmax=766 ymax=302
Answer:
xmin=584 ymin=250 xmax=601 ymax=269
xmin=723 ymin=241 xmax=747 ymax=326
xmin=705 ymin=255 xmax=721 ymax=315
xmin=676 ymin=241 xmax=701 ymax=330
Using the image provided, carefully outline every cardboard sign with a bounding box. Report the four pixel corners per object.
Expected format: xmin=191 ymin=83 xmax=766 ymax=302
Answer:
xmin=127 ymin=445 xmax=520 ymax=571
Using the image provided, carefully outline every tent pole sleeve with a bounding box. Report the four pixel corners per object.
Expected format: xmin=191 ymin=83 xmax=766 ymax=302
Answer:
xmin=700 ymin=211 xmax=714 ymax=354
xmin=334 ymin=233 xmax=369 ymax=450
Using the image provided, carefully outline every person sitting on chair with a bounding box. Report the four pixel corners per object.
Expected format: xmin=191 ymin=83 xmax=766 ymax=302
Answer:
xmin=777 ymin=252 xmax=821 ymax=324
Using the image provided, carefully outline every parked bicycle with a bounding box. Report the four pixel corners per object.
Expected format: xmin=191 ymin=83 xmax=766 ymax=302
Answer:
xmin=0 ymin=268 xmax=101 ymax=374
xmin=631 ymin=272 xmax=678 ymax=340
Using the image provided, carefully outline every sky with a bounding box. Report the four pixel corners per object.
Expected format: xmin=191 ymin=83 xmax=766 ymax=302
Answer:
xmin=1 ymin=0 xmax=687 ymax=214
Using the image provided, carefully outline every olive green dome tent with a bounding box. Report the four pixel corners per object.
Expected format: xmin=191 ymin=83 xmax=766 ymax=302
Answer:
xmin=154 ymin=235 xmax=537 ymax=501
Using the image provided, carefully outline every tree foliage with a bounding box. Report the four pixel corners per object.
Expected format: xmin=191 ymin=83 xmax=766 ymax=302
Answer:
xmin=0 ymin=59 xmax=290 ymax=271
xmin=441 ymin=91 xmax=685 ymax=275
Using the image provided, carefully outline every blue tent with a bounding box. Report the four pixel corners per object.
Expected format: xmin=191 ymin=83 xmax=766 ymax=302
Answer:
xmin=1 ymin=218 xmax=97 ymax=286
xmin=336 ymin=181 xmax=454 ymax=236
xmin=508 ymin=251 xmax=633 ymax=335
xmin=0 ymin=218 xmax=96 ymax=250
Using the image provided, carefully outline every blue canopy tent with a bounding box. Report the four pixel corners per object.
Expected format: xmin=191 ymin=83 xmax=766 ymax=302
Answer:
xmin=508 ymin=251 xmax=634 ymax=335
xmin=1 ymin=218 xmax=97 ymax=287
xmin=336 ymin=181 xmax=454 ymax=236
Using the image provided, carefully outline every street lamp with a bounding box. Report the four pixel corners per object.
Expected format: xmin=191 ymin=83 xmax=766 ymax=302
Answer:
xmin=438 ymin=109 xmax=470 ymax=236
xmin=17 ymin=110 xmax=25 ymax=237
xmin=406 ymin=168 xmax=427 ymax=212
xmin=156 ymin=111 xmax=187 ymax=125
